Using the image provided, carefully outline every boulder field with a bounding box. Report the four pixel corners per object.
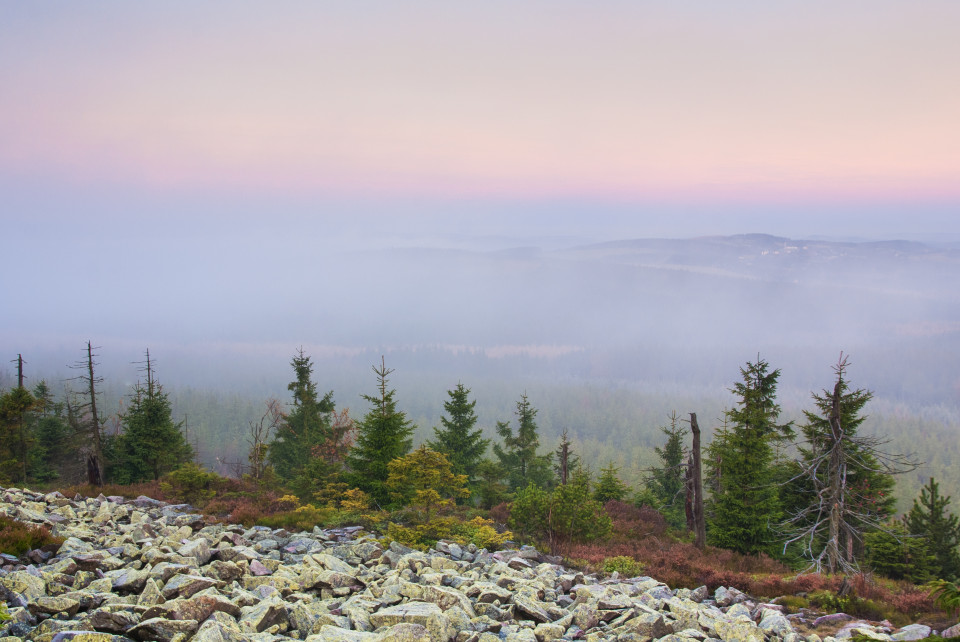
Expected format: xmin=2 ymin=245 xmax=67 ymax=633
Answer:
xmin=0 ymin=487 xmax=955 ymax=642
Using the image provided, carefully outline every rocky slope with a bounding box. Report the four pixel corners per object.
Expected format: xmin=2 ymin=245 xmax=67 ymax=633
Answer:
xmin=0 ymin=487 xmax=954 ymax=642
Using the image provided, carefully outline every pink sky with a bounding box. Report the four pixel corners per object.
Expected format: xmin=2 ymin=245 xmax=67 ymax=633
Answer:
xmin=2 ymin=2 xmax=959 ymax=205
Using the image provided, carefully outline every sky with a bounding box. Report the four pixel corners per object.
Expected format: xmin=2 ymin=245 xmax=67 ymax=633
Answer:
xmin=2 ymin=2 xmax=960 ymax=381
xmin=2 ymin=1 xmax=959 ymax=242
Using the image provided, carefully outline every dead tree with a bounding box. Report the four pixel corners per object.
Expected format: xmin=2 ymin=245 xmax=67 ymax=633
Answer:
xmin=247 ymin=398 xmax=283 ymax=480
xmin=781 ymin=355 xmax=917 ymax=574
xmin=68 ymin=341 xmax=105 ymax=486
xmin=689 ymin=413 xmax=706 ymax=550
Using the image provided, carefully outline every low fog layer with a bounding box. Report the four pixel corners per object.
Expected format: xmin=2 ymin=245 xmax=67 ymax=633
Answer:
xmin=3 ymin=230 xmax=958 ymax=412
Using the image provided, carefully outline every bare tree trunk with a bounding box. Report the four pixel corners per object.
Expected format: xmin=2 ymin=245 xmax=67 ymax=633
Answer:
xmin=685 ymin=453 xmax=695 ymax=532
xmin=690 ymin=413 xmax=706 ymax=550
xmin=826 ymin=379 xmax=844 ymax=573
xmin=85 ymin=341 xmax=103 ymax=486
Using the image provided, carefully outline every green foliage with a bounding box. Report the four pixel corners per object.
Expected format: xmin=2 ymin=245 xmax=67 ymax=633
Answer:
xmin=509 ymin=472 xmax=611 ymax=554
xmin=776 ymin=595 xmax=810 ymax=614
xmin=0 ymin=385 xmax=36 ymax=484
xmin=387 ymin=446 xmax=470 ymax=519
xmin=493 ymin=393 xmax=553 ymax=492
xmin=706 ymin=358 xmax=788 ymax=556
xmin=649 ymin=411 xmax=687 ymax=528
xmin=386 ymin=515 xmax=512 ymax=551
xmin=345 ymin=358 xmax=415 ymax=507
xmin=908 ymin=477 xmax=960 ymax=581
xmin=0 ymin=515 xmax=64 ymax=557
xmin=865 ymin=521 xmax=937 ymax=583
xmin=783 ymin=361 xmax=896 ymax=569
xmin=473 ymin=459 xmax=510 ymax=509
xmin=112 ymin=353 xmax=192 ymax=483
xmin=0 ymin=603 xmax=9 ymax=622
xmin=27 ymin=381 xmax=71 ymax=483
xmin=268 ymin=350 xmax=338 ymax=492
xmin=554 ymin=429 xmax=581 ymax=485
xmin=427 ymin=382 xmax=489 ymax=491
xmin=594 ymin=462 xmax=629 ymax=504
xmin=159 ymin=462 xmax=224 ymax=506
xmin=601 ymin=555 xmax=646 ymax=577
xmin=808 ymin=590 xmax=890 ymax=621
xmin=926 ymin=579 xmax=960 ymax=617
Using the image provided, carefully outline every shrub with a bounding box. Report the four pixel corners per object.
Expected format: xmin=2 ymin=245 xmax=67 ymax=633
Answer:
xmin=0 ymin=515 xmax=64 ymax=557
xmin=776 ymin=595 xmax=809 ymax=614
xmin=159 ymin=463 xmax=225 ymax=506
xmin=451 ymin=516 xmax=512 ymax=551
xmin=928 ymin=579 xmax=960 ymax=617
xmin=602 ymin=555 xmax=646 ymax=578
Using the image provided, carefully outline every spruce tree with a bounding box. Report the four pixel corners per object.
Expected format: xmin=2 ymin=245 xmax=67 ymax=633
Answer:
xmin=493 ymin=393 xmax=553 ymax=492
xmin=115 ymin=350 xmax=191 ymax=482
xmin=707 ymin=358 xmax=790 ymax=556
xmin=650 ymin=411 xmax=687 ymax=527
xmin=554 ymin=429 xmax=581 ymax=485
xmin=594 ymin=462 xmax=629 ymax=504
xmin=28 ymin=381 xmax=71 ymax=482
xmin=0 ymin=386 xmax=35 ymax=485
xmin=268 ymin=349 xmax=336 ymax=492
xmin=782 ymin=357 xmax=905 ymax=573
xmin=427 ymin=382 xmax=489 ymax=485
xmin=345 ymin=358 xmax=414 ymax=507
xmin=907 ymin=477 xmax=960 ymax=580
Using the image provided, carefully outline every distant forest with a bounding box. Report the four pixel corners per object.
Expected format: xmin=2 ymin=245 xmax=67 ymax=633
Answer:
xmin=3 ymin=346 xmax=957 ymax=514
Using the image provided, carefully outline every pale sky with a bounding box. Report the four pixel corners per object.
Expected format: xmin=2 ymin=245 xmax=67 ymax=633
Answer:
xmin=2 ymin=2 xmax=960 ymax=399
xmin=2 ymin=1 xmax=958 ymax=239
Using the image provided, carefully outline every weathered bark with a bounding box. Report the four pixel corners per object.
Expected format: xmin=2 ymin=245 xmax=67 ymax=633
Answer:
xmin=85 ymin=341 xmax=104 ymax=487
xmin=826 ymin=379 xmax=844 ymax=574
xmin=690 ymin=413 xmax=706 ymax=550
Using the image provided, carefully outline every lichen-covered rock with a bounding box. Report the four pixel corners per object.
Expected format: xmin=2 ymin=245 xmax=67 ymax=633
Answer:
xmin=28 ymin=595 xmax=81 ymax=617
xmin=368 ymin=602 xmax=455 ymax=642
xmin=127 ymin=616 xmax=199 ymax=642
xmin=88 ymin=605 xmax=141 ymax=633
xmin=0 ymin=486 xmax=940 ymax=642
xmin=714 ymin=616 xmax=764 ymax=642
xmin=158 ymin=572 xmax=216 ymax=600
xmin=0 ymin=570 xmax=47 ymax=601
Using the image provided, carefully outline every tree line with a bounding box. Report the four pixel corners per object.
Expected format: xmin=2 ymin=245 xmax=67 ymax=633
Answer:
xmin=2 ymin=344 xmax=958 ymax=582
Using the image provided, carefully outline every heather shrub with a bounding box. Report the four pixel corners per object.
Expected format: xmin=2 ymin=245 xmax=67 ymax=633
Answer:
xmin=0 ymin=515 xmax=64 ymax=556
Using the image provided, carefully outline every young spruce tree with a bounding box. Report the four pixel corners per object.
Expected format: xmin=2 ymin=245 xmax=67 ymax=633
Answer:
xmin=427 ymin=382 xmax=489 ymax=486
xmin=493 ymin=393 xmax=553 ymax=492
xmin=268 ymin=349 xmax=336 ymax=494
xmin=115 ymin=350 xmax=191 ymax=482
xmin=650 ymin=411 xmax=688 ymax=528
xmin=907 ymin=477 xmax=960 ymax=581
xmin=707 ymin=358 xmax=792 ymax=556
xmin=345 ymin=358 xmax=414 ymax=507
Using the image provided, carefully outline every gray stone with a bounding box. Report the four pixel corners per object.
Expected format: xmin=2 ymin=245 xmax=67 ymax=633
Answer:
xmin=240 ymin=596 xmax=289 ymax=633
xmin=127 ymin=617 xmax=199 ymax=642
xmin=160 ymin=573 xmax=218 ymax=599
xmin=369 ymin=602 xmax=455 ymax=642
xmin=891 ymin=624 xmax=931 ymax=641
xmin=87 ymin=608 xmax=141 ymax=633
